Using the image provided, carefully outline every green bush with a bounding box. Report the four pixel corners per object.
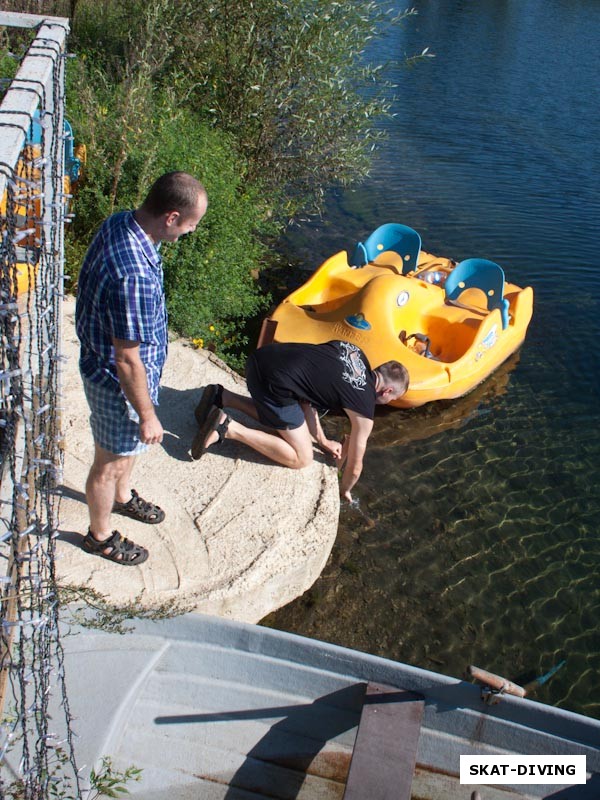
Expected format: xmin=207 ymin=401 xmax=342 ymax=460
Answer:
xmin=66 ymin=78 xmax=272 ymax=367
xmin=63 ymin=0 xmax=424 ymax=366
xmin=152 ymin=107 xmax=274 ymax=366
xmin=70 ymin=0 xmax=420 ymax=218
xmin=160 ymin=0 xmax=418 ymax=214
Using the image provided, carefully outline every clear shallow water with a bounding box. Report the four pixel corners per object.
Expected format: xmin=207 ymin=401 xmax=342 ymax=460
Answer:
xmin=265 ymin=0 xmax=600 ymax=718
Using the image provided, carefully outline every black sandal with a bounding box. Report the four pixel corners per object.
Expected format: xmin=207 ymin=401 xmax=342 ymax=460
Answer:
xmin=191 ymin=406 xmax=231 ymax=460
xmin=82 ymin=529 xmax=149 ymax=566
xmin=113 ymin=489 xmax=165 ymax=524
xmin=194 ymin=383 xmax=223 ymax=427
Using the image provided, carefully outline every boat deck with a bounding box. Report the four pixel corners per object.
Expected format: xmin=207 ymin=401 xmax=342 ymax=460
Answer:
xmin=11 ymin=613 xmax=599 ymax=799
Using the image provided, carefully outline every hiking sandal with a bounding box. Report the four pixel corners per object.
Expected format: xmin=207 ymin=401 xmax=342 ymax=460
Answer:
xmin=113 ymin=489 xmax=165 ymax=524
xmin=194 ymin=383 xmax=224 ymax=427
xmin=82 ymin=529 xmax=149 ymax=566
xmin=191 ymin=406 xmax=231 ymax=460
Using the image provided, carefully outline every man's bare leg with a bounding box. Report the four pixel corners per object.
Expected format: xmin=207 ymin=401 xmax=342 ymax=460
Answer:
xmin=205 ymin=410 xmax=314 ymax=469
xmin=86 ymin=444 xmax=137 ymax=539
xmin=221 ymin=386 xmax=260 ymax=421
xmin=114 ymin=454 xmax=136 ymax=505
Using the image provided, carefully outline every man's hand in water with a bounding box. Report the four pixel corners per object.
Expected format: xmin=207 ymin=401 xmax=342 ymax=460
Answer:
xmin=339 ymin=435 xmax=354 ymax=503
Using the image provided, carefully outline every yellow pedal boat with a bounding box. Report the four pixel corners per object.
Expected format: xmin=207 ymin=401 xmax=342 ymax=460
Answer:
xmin=262 ymin=223 xmax=534 ymax=408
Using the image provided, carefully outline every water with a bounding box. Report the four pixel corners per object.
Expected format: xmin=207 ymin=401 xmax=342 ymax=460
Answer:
xmin=264 ymin=0 xmax=600 ymax=719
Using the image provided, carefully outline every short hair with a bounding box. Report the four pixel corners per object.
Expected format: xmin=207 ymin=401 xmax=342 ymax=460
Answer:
xmin=141 ymin=171 xmax=207 ymax=217
xmin=375 ymin=360 xmax=409 ymax=395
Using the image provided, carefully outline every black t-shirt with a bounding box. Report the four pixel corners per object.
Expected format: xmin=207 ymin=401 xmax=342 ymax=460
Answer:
xmin=251 ymin=340 xmax=377 ymax=420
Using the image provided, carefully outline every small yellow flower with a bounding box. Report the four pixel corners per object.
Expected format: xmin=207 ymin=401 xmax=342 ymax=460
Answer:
xmin=209 ymin=325 xmax=215 ymax=332
xmin=192 ymin=337 xmax=204 ymax=349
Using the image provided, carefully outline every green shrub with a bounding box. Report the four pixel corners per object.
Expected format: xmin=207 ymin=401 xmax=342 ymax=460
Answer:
xmin=151 ymin=106 xmax=274 ymax=367
xmin=66 ymin=78 xmax=272 ymax=367
xmin=63 ymin=0 xmax=424 ymax=366
xmin=161 ymin=0 xmax=419 ymax=214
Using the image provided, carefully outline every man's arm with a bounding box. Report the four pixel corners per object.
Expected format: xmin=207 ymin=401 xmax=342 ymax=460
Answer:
xmin=301 ymin=402 xmax=342 ymax=459
xmin=113 ymin=338 xmax=163 ymax=444
xmin=339 ymin=410 xmax=373 ymax=502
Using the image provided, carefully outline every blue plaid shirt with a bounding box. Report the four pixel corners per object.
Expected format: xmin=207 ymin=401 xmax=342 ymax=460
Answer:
xmin=76 ymin=210 xmax=168 ymax=404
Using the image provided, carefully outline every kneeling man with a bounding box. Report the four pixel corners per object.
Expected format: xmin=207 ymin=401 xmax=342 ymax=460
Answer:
xmin=192 ymin=340 xmax=408 ymax=502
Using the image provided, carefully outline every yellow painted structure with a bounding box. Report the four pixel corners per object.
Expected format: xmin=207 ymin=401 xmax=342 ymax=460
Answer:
xmin=0 ymin=144 xmax=42 ymax=294
xmin=267 ymin=249 xmax=534 ymax=408
xmin=1 ymin=129 xmax=84 ymax=296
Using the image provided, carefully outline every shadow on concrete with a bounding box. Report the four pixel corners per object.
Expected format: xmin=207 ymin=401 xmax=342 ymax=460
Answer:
xmin=55 ymin=527 xmax=86 ymax=550
xmin=158 ymin=384 xmax=335 ymax=469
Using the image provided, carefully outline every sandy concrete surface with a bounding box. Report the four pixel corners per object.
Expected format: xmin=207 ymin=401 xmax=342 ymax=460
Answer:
xmin=56 ymin=297 xmax=340 ymax=623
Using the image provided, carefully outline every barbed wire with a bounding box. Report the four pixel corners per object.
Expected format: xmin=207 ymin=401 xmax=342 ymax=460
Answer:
xmin=0 ymin=24 xmax=81 ymax=800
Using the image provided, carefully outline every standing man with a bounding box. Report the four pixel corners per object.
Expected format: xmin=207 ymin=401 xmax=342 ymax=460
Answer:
xmin=191 ymin=340 xmax=408 ymax=502
xmin=76 ymin=171 xmax=208 ymax=565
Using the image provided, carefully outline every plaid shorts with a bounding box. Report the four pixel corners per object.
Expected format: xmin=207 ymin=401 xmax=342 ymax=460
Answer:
xmin=82 ymin=375 xmax=149 ymax=456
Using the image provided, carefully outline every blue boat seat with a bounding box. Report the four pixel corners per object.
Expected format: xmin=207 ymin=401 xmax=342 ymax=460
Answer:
xmin=444 ymin=258 xmax=510 ymax=330
xmin=27 ymin=112 xmax=81 ymax=184
xmin=351 ymin=223 xmax=422 ymax=275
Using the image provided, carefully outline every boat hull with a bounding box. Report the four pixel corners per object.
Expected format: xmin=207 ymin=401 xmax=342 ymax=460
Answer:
xmin=32 ymin=613 xmax=600 ymax=800
xmin=267 ymin=250 xmax=534 ymax=408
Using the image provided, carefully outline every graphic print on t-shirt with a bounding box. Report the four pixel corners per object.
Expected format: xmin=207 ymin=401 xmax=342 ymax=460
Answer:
xmin=339 ymin=342 xmax=367 ymax=391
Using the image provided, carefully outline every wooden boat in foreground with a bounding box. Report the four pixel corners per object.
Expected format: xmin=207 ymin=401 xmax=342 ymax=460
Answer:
xmin=30 ymin=613 xmax=600 ymax=799
xmin=263 ymin=224 xmax=534 ymax=408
